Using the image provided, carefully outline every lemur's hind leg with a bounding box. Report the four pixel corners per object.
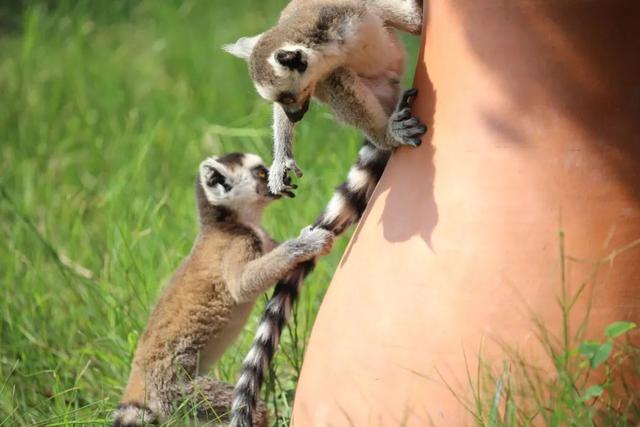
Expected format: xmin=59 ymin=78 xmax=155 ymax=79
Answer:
xmin=374 ymin=0 xmax=423 ymax=35
xmin=185 ymin=377 xmax=268 ymax=426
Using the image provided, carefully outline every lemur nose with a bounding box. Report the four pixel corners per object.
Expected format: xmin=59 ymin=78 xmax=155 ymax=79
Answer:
xmin=279 ymin=92 xmax=296 ymax=105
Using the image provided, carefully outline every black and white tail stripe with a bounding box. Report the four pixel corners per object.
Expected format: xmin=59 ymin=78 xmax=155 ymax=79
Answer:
xmin=230 ymin=140 xmax=390 ymax=427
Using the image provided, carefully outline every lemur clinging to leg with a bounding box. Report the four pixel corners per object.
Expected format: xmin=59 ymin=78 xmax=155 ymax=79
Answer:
xmin=112 ymin=153 xmax=334 ymax=426
xmin=224 ymin=0 xmax=426 ymax=195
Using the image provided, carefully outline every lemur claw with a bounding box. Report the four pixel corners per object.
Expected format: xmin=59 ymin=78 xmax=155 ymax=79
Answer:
xmin=268 ymin=158 xmax=301 ymax=197
xmin=297 ymin=226 xmax=335 ymax=258
xmin=285 ymin=157 xmax=303 ymax=178
xmin=400 ymin=88 xmax=418 ymax=106
xmin=389 ymin=88 xmax=427 ymax=147
xmin=395 ymin=107 xmax=412 ymax=121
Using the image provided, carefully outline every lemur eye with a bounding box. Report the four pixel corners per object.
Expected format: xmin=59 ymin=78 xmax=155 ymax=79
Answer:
xmin=253 ymin=167 xmax=268 ymax=179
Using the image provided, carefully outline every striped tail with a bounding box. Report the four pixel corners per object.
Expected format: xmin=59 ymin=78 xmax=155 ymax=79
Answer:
xmin=230 ymin=140 xmax=390 ymax=427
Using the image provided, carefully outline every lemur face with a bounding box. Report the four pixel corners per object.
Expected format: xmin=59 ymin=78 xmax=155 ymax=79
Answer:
xmin=253 ymin=44 xmax=315 ymax=123
xmin=224 ymin=35 xmax=317 ymax=123
xmin=199 ymin=153 xmax=278 ymax=212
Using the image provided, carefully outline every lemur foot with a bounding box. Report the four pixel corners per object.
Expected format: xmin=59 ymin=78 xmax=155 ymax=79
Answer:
xmin=388 ymin=88 xmax=427 ymax=148
xmin=288 ymin=226 xmax=335 ymax=260
xmin=268 ymin=157 xmax=302 ymax=197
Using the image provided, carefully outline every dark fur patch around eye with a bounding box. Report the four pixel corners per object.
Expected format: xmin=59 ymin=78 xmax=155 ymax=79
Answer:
xmin=216 ymin=152 xmax=245 ymax=169
xmin=251 ymin=165 xmax=269 ymax=180
xmin=275 ymin=50 xmax=307 ymax=73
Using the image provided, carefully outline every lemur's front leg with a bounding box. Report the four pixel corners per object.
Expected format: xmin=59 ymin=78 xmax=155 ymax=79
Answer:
xmin=225 ymin=226 xmax=334 ymax=304
xmin=268 ymin=104 xmax=303 ymax=195
xmin=316 ymin=67 xmax=427 ymax=150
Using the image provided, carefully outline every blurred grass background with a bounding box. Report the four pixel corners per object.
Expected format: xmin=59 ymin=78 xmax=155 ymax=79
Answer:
xmin=0 ymin=1 xmax=419 ymax=424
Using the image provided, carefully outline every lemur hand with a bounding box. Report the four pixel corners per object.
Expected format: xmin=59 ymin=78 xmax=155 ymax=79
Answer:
xmin=286 ymin=226 xmax=335 ymax=261
xmin=268 ymin=157 xmax=302 ymax=197
xmin=388 ymin=88 xmax=428 ymax=148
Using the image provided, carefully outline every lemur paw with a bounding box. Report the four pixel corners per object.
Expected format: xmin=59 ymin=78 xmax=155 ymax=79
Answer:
xmin=268 ymin=157 xmax=302 ymax=197
xmin=388 ymin=88 xmax=427 ymax=148
xmin=293 ymin=226 xmax=335 ymax=259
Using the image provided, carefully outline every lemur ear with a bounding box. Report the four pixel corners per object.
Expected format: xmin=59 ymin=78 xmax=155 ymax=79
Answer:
xmin=222 ymin=34 xmax=263 ymax=60
xmin=200 ymin=160 xmax=231 ymax=192
xmin=206 ymin=167 xmax=226 ymax=188
xmin=275 ymin=49 xmax=308 ymax=73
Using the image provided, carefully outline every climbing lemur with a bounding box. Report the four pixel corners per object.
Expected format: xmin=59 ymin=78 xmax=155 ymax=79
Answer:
xmin=230 ymin=129 xmax=403 ymax=426
xmin=112 ymin=153 xmax=334 ymax=426
xmin=224 ymin=0 xmax=426 ymax=194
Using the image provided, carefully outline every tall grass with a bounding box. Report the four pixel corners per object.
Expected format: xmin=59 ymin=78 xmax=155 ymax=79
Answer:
xmin=450 ymin=235 xmax=640 ymax=427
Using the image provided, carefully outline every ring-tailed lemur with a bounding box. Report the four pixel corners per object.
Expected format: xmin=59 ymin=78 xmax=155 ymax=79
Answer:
xmin=224 ymin=0 xmax=426 ymax=195
xmin=112 ymin=153 xmax=334 ymax=427
xmin=230 ymin=128 xmax=401 ymax=426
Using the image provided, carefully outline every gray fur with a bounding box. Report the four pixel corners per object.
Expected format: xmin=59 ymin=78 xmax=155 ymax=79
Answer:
xmin=248 ymin=3 xmax=365 ymax=85
xmin=269 ymin=104 xmax=300 ymax=194
xmin=225 ymin=0 xmax=426 ymax=194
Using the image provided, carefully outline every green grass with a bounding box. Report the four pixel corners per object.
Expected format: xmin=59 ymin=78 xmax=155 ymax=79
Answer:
xmin=0 ymin=1 xmax=419 ymax=425
xmin=455 ymin=235 xmax=640 ymax=427
xmin=2 ymin=3 xmax=639 ymax=426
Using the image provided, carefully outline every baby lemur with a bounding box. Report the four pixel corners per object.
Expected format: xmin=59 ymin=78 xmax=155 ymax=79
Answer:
xmin=113 ymin=153 xmax=334 ymax=426
xmin=224 ymin=0 xmax=426 ymax=194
